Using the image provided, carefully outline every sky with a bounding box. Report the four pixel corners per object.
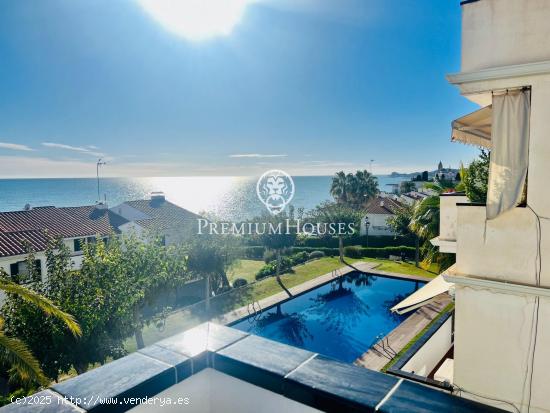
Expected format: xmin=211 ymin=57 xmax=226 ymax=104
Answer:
xmin=0 ymin=0 xmax=480 ymax=178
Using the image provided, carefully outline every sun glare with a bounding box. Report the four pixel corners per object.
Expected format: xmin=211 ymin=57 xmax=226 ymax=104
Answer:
xmin=138 ymin=0 xmax=254 ymax=41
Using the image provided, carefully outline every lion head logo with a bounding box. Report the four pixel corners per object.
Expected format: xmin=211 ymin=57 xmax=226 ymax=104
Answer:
xmin=256 ymin=170 xmax=295 ymax=215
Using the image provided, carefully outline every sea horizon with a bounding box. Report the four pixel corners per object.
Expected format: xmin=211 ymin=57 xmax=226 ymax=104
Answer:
xmin=0 ymin=175 xmax=405 ymax=220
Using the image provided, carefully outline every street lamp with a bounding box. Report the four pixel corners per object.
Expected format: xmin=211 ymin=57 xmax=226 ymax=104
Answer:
xmin=365 ymin=216 xmax=370 ymax=248
xmin=96 ymin=158 xmax=107 ymax=203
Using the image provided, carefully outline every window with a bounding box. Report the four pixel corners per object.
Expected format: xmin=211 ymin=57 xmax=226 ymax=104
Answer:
xmin=9 ymin=259 xmax=41 ymax=283
xmin=74 ymin=238 xmax=83 ymax=252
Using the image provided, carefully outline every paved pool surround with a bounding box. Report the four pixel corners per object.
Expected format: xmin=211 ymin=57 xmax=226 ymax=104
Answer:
xmin=0 ymin=322 xmax=504 ymax=413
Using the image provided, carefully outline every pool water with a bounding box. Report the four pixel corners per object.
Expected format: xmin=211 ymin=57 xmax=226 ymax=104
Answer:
xmin=232 ymin=272 xmax=424 ymax=363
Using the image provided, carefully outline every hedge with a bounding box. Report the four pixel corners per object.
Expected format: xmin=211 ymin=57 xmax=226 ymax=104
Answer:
xmin=242 ymin=244 xmax=416 ymax=260
xmin=290 ymin=246 xmax=415 ymax=260
xmin=240 ymin=246 xmax=265 ymax=259
xmin=296 ymin=235 xmax=415 ymax=249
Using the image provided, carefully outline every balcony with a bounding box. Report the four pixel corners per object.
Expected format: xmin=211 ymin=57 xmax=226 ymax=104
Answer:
xmin=2 ymin=322 xmax=503 ymax=412
xmin=430 ymin=193 xmax=468 ymax=254
xmin=453 ymin=203 xmax=541 ymax=286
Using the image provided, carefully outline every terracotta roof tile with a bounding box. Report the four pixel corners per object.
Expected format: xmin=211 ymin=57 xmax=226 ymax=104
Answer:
xmin=364 ymin=196 xmax=403 ymax=215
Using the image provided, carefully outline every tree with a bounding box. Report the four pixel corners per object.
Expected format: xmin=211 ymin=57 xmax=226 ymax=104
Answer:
xmin=387 ymin=204 xmax=420 ymax=267
xmin=186 ymin=237 xmax=235 ymax=318
xmin=308 ymin=202 xmax=362 ymax=263
xmin=114 ymin=234 xmax=189 ymax=349
xmin=463 ymin=150 xmax=490 ymax=203
xmin=399 ymin=181 xmax=416 ymax=194
xmin=2 ymin=235 xmax=190 ymax=379
xmin=421 ymin=171 xmax=429 ymax=181
xmin=0 ymin=246 xmax=81 ymax=386
xmin=409 ymin=192 xmax=454 ymax=271
xmin=256 ymin=212 xmax=297 ymax=297
xmin=330 ymin=170 xmax=378 ymax=208
xmin=330 ymin=171 xmax=349 ymax=205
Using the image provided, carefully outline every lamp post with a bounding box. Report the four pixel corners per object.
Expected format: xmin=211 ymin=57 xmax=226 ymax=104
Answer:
xmin=96 ymin=158 xmax=106 ymax=203
xmin=365 ymin=216 xmax=370 ymax=248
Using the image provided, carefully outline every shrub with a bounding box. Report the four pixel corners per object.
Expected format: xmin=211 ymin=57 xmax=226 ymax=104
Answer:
xmin=291 ymin=247 xmax=339 ymax=256
xmin=343 ymin=246 xmax=415 ymax=259
xmin=263 ymin=249 xmax=277 ymax=263
xmin=232 ymin=278 xmax=248 ymax=288
xmin=254 ymin=256 xmax=293 ymax=280
xmin=290 ymin=251 xmax=309 ymax=266
xmin=343 ymin=246 xmax=362 ymax=258
xmin=295 ymin=235 xmax=415 ymax=249
xmin=308 ymin=250 xmax=325 ymax=259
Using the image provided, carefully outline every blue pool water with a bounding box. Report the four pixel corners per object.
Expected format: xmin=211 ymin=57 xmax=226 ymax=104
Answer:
xmin=232 ymin=272 xmax=424 ymax=363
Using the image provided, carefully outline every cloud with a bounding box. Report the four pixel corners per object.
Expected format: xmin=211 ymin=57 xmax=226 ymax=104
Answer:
xmin=229 ymin=153 xmax=287 ymax=158
xmin=42 ymin=142 xmax=104 ymax=157
xmin=0 ymin=142 xmax=33 ymax=151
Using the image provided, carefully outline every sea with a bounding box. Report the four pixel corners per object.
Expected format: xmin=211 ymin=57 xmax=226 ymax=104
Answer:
xmin=0 ymin=176 xmax=404 ymax=221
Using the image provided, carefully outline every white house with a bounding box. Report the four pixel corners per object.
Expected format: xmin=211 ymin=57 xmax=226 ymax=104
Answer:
xmin=110 ymin=192 xmax=200 ymax=245
xmin=0 ymin=204 xmax=126 ymax=282
xmin=360 ymin=196 xmax=403 ymax=236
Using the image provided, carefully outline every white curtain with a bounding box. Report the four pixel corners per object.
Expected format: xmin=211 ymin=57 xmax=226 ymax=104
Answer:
xmin=486 ymin=89 xmax=530 ymax=220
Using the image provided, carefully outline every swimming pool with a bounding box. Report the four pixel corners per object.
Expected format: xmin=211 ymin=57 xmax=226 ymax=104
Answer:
xmin=232 ymin=272 xmax=424 ymax=363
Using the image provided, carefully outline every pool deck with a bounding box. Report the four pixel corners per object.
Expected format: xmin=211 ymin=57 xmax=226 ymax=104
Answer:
xmin=354 ymin=293 xmax=452 ymax=371
xmin=214 ymin=260 xmax=433 ymax=327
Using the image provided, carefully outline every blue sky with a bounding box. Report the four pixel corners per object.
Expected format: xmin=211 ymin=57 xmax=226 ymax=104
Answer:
xmin=0 ymin=0 xmax=479 ymax=178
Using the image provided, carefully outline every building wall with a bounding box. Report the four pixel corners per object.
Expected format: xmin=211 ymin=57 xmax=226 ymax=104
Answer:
xmin=439 ymin=195 xmax=468 ymax=242
xmin=360 ymin=214 xmax=396 ymax=236
xmin=0 ymin=253 xmax=48 ymax=281
xmin=449 ymin=2 xmax=550 ymax=409
xmin=462 ymin=0 xmax=550 ymax=72
xmin=449 ymin=73 xmax=550 ymax=410
xmin=453 ymin=286 xmax=550 ymax=412
xmin=401 ymin=315 xmax=453 ymax=378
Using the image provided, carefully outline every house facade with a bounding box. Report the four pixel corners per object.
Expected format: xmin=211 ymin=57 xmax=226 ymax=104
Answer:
xmin=0 ymin=194 xmax=199 ymax=281
xmin=110 ymin=192 xmax=200 ymax=245
xmin=360 ymin=195 xmax=403 ymax=236
xmin=432 ymin=1 xmax=550 ymax=411
xmin=0 ymin=204 xmax=124 ymax=282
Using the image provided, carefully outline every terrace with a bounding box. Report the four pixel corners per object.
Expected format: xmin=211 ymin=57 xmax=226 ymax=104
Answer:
xmin=3 ymin=322 xmax=503 ymax=413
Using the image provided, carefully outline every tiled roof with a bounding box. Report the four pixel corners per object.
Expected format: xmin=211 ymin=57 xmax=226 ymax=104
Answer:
xmin=364 ymin=196 xmax=403 ymax=215
xmin=0 ymin=205 xmax=128 ymax=258
xmin=124 ymin=199 xmax=200 ymax=231
xmin=0 ymin=230 xmax=50 ymax=258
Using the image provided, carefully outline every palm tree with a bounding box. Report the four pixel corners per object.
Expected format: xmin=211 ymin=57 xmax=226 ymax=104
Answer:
xmin=354 ymin=169 xmax=379 ymax=206
xmin=0 ymin=271 xmax=81 ymax=385
xmin=409 ymin=183 xmax=456 ymax=270
xmin=308 ymin=202 xmax=363 ymax=262
xmin=330 ymin=171 xmax=349 ymax=204
xmin=330 ymin=170 xmax=379 ymax=208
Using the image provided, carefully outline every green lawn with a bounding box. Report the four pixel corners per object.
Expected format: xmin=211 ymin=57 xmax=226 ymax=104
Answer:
xmin=227 ymin=259 xmax=265 ymax=284
xmin=364 ymin=258 xmax=439 ymax=279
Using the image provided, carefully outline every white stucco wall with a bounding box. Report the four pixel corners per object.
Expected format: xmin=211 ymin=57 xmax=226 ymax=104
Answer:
xmin=461 ymin=0 xmax=550 ymax=72
xmin=128 ymin=368 xmax=320 ymax=413
xmin=360 ymin=214 xmax=396 ymax=236
xmin=0 ymin=253 xmax=48 ymax=282
xmin=453 ymin=286 xmax=550 ymax=413
xmin=450 ymin=5 xmax=550 ymax=409
xmin=455 ymin=205 xmax=543 ymax=286
xmin=401 ymin=315 xmax=453 ymax=378
xmin=439 ymin=195 xmax=468 ymax=242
